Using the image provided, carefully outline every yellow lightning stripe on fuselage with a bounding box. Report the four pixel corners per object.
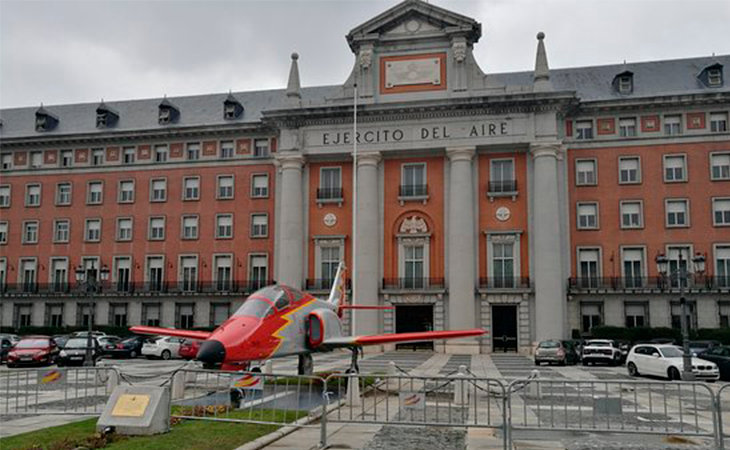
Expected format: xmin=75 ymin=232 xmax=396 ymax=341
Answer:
xmin=269 ymin=298 xmax=318 ymax=357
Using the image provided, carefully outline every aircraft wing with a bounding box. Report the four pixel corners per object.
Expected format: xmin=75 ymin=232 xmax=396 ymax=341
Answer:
xmin=321 ymin=328 xmax=485 ymax=348
xmin=129 ymin=326 xmax=212 ymax=341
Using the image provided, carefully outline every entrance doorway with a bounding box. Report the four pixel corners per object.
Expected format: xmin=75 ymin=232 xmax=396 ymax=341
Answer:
xmin=492 ymin=305 xmax=518 ymax=352
xmin=395 ymin=304 xmax=433 ymax=350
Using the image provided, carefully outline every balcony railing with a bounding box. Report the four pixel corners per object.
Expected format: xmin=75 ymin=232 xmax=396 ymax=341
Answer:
xmin=305 ymin=278 xmax=352 ymax=291
xmin=478 ymin=276 xmax=531 ymax=289
xmin=316 ymin=188 xmax=344 ymax=201
xmin=0 ymin=280 xmax=275 ymax=296
xmin=399 ymin=184 xmax=428 ymax=198
xmin=567 ymin=275 xmax=730 ymax=291
xmin=382 ymin=277 xmax=445 ymax=290
xmin=488 ymin=180 xmax=518 ymax=194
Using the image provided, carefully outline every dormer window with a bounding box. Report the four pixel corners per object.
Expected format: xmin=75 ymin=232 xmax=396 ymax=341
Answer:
xmin=158 ymin=98 xmax=180 ymax=125
xmin=95 ymin=102 xmax=119 ymax=129
xmin=35 ymin=107 xmax=59 ymax=132
xmin=223 ymin=94 xmax=243 ymax=120
xmin=613 ymin=71 xmax=633 ymax=94
xmin=159 ymin=108 xmax=171 ymax=124
xmin=699 ymin=63 xmax=723 ymax=88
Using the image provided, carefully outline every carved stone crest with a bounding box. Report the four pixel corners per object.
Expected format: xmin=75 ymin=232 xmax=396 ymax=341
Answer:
xmin=453 ymin=42 xmax=467 ymax=63
xmin=359 ymin=49 xmax=373 ymax=69
xmin=399 ymin=215 xmax=428 ymax=234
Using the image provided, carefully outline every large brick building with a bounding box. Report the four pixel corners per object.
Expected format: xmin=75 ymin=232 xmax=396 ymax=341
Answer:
xmin=1 ymin=0 xmax=728 ymax=353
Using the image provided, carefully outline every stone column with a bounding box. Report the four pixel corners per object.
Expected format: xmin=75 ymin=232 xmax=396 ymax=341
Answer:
xmin=277 ymin=154 xmax=305 ymax=288
xmin=446 ymin=147 xmax=478 ymax=354
xmin=353 ymin=152 xmax=381 ymax=336
xmin=530 ymin=143 xmax=566 ymax=341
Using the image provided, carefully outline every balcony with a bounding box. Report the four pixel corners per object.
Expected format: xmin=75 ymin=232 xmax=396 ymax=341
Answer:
xmin=567 ymin=276 xmax=730 ymax=293
xmin=382 ymin=277 xmax=445 ymax=291
xmin=305 ymin=278 xmax=352 ymax=291
xmin=487 ymin=180 xmax=518 ymax=200
xmin=0 ymin=280 xmax=275 ymax=297
xmin=398 ymin=184 xmax=428 ymax=204
xmin=316 ymin=187 xmax=344 ymax=206
xmin=478 ymin=276 xmax=531 ymax=290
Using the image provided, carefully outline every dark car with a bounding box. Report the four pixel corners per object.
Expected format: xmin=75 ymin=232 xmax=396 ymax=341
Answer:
xmin=1 ymin=337 xmax=13 ymax=363
xmin=7 ymin=336 xmax=59 ymax=368
xmin=103 ymin=336 xmax=146 ymax=359
xmin=698 ymin=346 xmax=730 ymax=381
xmin=689 ymin=340 xmax=722 ymax=356
xmin=179 ymin=339 xmax=201 ymax=360
xmin=535 ymin=340 xmax=579 ymax=366
xmin=52 ymin=334 xmax=71 ymax=349
xmin=57 ymin=337 xmax=102 ymax=367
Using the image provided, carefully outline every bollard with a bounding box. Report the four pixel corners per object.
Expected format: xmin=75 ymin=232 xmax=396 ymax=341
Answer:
xmin=184 ymin=362 xmax=197 ymax=383
xmin=264 ymin=360 xmax=273 ymax=374
xmin=171 ymin=370 xmax=186 ymax=400
xmin=452 ymin=365 xmax=468 ymax=405
xmin=95 ymin=362 xmax=110 ymax=384
xmin=387 ymin=361 xmax=397 ymax=393
xmin=346 ymin=374 xmax=362 ymax=407
xmin=106 ymin=369 xmax=119 ymax=392
xmin=527 ymin=369 xmax=540 ymax=398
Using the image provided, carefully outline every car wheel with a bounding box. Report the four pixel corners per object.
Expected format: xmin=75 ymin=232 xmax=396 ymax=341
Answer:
xmin=559 ymin=359 xmax=566 ymax=366
xmin=668 ymin=367 xmax=681 ymax=381
xmin=582 ymin=360 xmax=588 ymax=366
xmin=130 ymin=350 xmax=137 ymax=359
xmin=534 ymin=360 xmax=541 ymax=366
xmin=161 ymin=350 xmax=171 ymax=360
xmin=627 ymin=362 xmax=639 ymax=377
xmin=7 ymin=363 xmax=15 ymax=369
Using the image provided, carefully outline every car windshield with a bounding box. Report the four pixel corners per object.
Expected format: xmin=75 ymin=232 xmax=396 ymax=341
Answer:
xmin=587 ymin=341 xmax=611 ymax=347
xmin=65 ymin=338 xmax=94 ymax=349
xmin=15 ymin=339 xmax=49 ymax=349
xmin=659 ymin=347 xmax=684 ymax=358
xmin=539 ymin=341 xmax=560 ymax=348
xmin=234 ymin=298 xmax=274 ymax=318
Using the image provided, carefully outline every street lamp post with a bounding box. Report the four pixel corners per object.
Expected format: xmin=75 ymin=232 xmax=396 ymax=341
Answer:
xmin=75 ymin=263 xmax=109 ymax=367
xmin=655 ymin=251 xmax=705 ymax=381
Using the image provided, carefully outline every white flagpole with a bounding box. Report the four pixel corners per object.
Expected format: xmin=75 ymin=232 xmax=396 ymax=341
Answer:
xmin=351 ymin=82 xmax=358 ymax=334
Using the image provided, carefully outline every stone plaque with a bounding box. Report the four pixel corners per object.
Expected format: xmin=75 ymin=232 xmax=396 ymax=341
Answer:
xmin=385 ymin=58 xmax=441 ymax=88
xmin=112 ymin=394 xmax=150 ymax=417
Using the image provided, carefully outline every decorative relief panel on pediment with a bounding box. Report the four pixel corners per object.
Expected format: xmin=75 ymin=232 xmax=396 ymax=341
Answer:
xmin=399 ymin=215 xmax=429 ymax=234
xmin=381 ymin=17 xmax=443 ymax=37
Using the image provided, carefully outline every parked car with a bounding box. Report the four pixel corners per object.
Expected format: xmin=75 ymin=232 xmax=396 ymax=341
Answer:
xmin=179 ymin=339 xmax=201 ymax=360
xmin=97 ymin=336 xmax=122 ymax=357
xmin=72 ymin=331 xmax=107 ymax=338
xmin=142 ymin=336 xmax=185 ymax=360
xmin=0 ymin=334 xmax=20 ymax=344
xmin=626 ymin=344 xmax=719 ymax=381
xmin=698 ymin=346 xmax=730 ymax=381
xmin=103 ymin=336 xmax=147 ymax=359
xmin=582 ymin=339 xmax=624 ymax=366
xmin=57 ymin=337 xmax=103 ymax=367
xmin=650 ymin=338 xmax=676 ymax=345
xmin=688 ymin=340 xmax=722 ymax=356
xmin=534 ymin=340 xmax=579 ymax=366
xmin=1 ymin=337 xmax=14 ymax=363
xmin=6 ymin=336 xmax=59 ymax=368
xmin=52 ymin=334 xmax=72 ymax=349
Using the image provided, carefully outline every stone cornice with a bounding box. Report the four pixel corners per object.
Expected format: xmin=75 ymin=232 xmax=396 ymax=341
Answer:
xmin=571 ymin=91 xmax=730 ymax=116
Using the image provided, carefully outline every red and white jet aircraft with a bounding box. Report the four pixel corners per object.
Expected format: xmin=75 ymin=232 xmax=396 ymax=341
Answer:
xmin=130 ymin=263 xmax=485 ymax=373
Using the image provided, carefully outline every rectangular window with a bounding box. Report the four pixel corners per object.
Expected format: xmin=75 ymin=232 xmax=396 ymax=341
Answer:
xmin=625 ymin=303 xmax=647 ymax=328
xmin=251 ymin=174 xmax=269 ymax=198
xmin=251 ymin=214 xmax=268 ymax=238
xmin=110 ymin=303 xmax=128 ymax=327
xmin=30 ymin=151 xmax=43 ymax=168
xmin=715 ymin=246 xmax=730 ymax=289
xmin=577 ymin=202 xmax=599 ymax=229
xmin=671 ymin=302 xmax=697 ymax=330
xmin=320 ymin=246 xmax=340 ymax=285
xmin=253 ymin=139 xmax=269 ymax=158
xmin=26 ymin=184 xmax=41 ymax=206
xmin=318 ymin=167 xmax=342 ymax=199
xmin=576 ymin=159 xmax=597 ymax=186
xmin=619 ymin=118 xmax=637 ymax=137
xmin=15 ymin=304 xmax=33 ymax=328
xmin=150 ymin=179 xmax=167 ymax=202
xmin=719 ymin=302 xmax=730 ymax=328
xmin=401 ymin=163 xmax=427 ymax=197
xmin=60 ymin=150 xmax=73 ymax=167
xmin=149 ymin=216 xmax=165 ymax=240
xmin=578 ymin=248 xmax=600 ymax=288
xmin=114 ymin=257 xmax=132 ymax=292
xmin=123 ymin=147 xmax=136 ymax=164
xmin=211 ymin=303 xmax=230 ymax=327
xmin=154 ymin=145 xmax=168 ymax=162
xmin=179 ymin=256 xmax=198 ymax=292
xmin=1 ymin=153 xmax=12 ymax=170
xmin=146 ymin=256 xmax=164 ymax=292
xmin=217 ymin=175 xmax=234 ymax=199
xmin=216 ymin=214 xmax=233 ymax=239
xmin=53 ymin=219 xmax=70 ymax=243
xmin=214 ymin=255 xmax=233 ymax=291
xmin=220 ymin=141 xmax=234 ymax=159
xmin=87 ymin=181 xmax=103 ymax=204
xmin=56 ymin=182 xmax=72 ymax=205
xmin=47 ymin=304 xmax=64 ymax=327
xmin=619 ymin=156 xmax=641 ymax=184
xmin=489 ymin=159 xmax=516 ymax=193
xmin=118 ymin=180 xmax=135 ymax=203
xmin=50 ymin=258 xmax=69 ymax=292
xmin=403 ymin=245 xmax=425 ymax=288
xmin=581 ymin=303 xmax=602 ymax=332
xmin=183 ymin=177 xmax=200 ymax=200
xmin=575 ymin=120 xmax=594 ymax=140
xmin=664 ymin=115 xmax=682 ymax=135
xmin=711 ymin=153 xmax=730 ymax=180
xmin=23 ymin=221 xmax=39 ymax=244
xmin=176 ymin=303 xmax=195 ymax=329
xmin=666 ymin=199 xmax=689 ymax=227
xmin=249 ymin=255 xmax=268 ymax=290
xmin=667 ymin=246 xmax=691 ymax=288
xmin=20 ymin=259 xmax=37 ymax=292
xmin=714 ymin=198 xmax=730 ymax=226
xmin=116 ymin=217 xmax=133 ymax=241
xmin=91 ymin=148 xmax=105 ymax=166
xmin=142 ymin=303 xmax=161 ymax=327
xmin=0 ymin=259 xmax=6 ymax=290
xmin=186 ymin=143 xmax=200 ymax=160
xmin=85 ymin=218 xmax=101 ymax=242
xmin=0 ymin=185 xmax=9 ymax=207
xmin=182 ymin=215 xmax=199 ymax=240
xmin=620 ymin=201 xmax=643 ymax=229
xmin=492 ymin=242 xmax=515 ymax=288
xmin=710 ymin=112 xmax=728 ymax=133
xmin=0 ymin=222 xmax=7 ymax=244
xmin=664 ymin=155 xmax=687 ymax=182
xmin=622 ymin=248 xmax=644 ymax=288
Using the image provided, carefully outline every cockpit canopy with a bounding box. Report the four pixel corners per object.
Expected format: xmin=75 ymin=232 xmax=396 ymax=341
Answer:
xmin=234 ymin=285 xmax=308 ymax=318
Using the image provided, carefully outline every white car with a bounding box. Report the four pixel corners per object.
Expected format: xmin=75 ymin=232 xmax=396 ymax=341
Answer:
xmin=141 ymin=336 xmax=185 ymax=360
xmin=582 ymin=339 xmax=623 ymax=366
xmin=626 ymin=344 xmax=719 ymax=381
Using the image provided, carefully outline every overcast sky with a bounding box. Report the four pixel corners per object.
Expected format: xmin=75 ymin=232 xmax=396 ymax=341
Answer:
xmin=1 ymin=0 xmax=729 ymax=109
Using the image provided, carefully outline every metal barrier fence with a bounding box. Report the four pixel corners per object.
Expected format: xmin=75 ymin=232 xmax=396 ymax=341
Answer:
xmin=0 ymin=366 xmax=119 ymax=416
xmin=719 ymin=384 xmax=730 ymax=450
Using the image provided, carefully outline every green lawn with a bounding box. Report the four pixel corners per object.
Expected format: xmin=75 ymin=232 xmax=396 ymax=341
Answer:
xmin=0 ymin=410 xmax=305 ymax=450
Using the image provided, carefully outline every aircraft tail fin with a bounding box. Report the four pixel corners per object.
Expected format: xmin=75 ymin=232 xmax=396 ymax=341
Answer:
xmin=327 ymin=262 xmax=347 ymax=307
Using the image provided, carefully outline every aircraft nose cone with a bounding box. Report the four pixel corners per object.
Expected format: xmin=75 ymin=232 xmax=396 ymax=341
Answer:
xmin=197 ymin=340 xmax=226 ymax=365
